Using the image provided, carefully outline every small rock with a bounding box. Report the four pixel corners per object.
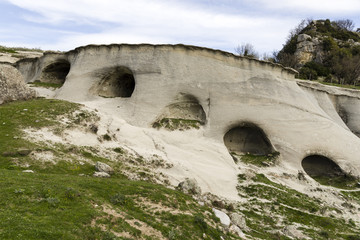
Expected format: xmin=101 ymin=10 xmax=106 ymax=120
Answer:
xmin=283 ymin=225 xmax=306 ymax=239
xmin=230 ymin=212 xmax=248 ymax=230
xmin=177 ymin=178 xmax=201 ymax=195
xmin=229 ymin=225 xmax=246 ymax=238
xmin=17 ymin=148 xmax=32 ymax=156
xmin=93 ymin=172 xmax=110 ymax=178
xmin=22 ymin=170 xmax=34 ymax=173
xmin=213 ymin=208 xmax=230 ymax=227
xmin=297 ymin=170 xmax=306 ymax=181
xmin=297 ymin=33 xmax=311 ymax=42
xmin=95 ymin=161 xmax=114 ymax=174
xmin=89 ymin=124 xmax=98 ymax=134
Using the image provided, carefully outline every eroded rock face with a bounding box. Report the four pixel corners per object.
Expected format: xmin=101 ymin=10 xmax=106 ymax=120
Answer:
xmin=14 ymin=44 xmax=360 ymax=180
xmin=0 ymin=63 xmax=36 ymax=104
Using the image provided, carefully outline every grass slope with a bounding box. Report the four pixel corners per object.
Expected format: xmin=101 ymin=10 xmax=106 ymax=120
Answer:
xmin=0 ymin=99 xmax=238 ymax=239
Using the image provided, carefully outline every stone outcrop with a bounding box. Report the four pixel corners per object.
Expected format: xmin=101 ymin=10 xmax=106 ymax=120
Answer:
xmin=14 ymin=43 xmax=360 ymax=183
xmin=294 ymin=33 xmax=323 ymax=68
xmin=0 ymin=63 xmax=36 ymax=104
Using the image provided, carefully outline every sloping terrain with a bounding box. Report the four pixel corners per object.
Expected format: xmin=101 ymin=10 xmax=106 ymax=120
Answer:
xmin=1 ymin=43 xmax=360 ymax=239
xmin=1 ymin=98 xmax=359 ymax=239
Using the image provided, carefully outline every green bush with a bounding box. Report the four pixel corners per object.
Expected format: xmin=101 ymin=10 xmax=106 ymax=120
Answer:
xmin=299 ymin=67 xmax=318 ymax=80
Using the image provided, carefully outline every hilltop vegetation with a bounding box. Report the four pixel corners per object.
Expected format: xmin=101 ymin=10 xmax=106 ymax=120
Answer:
xmin=276 ymin=19 xmax=360 ymax=86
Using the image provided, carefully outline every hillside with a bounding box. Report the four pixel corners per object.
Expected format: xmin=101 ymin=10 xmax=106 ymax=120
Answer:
xmin=277 ymin=19 xmax=360 ymax=85
xmin=1 ymin=44 xmax=360 ymax=239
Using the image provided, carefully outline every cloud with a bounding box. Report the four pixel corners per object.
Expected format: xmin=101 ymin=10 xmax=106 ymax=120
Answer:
xmin=2 ymin=0 xmax=322 ymax=53
xmin=247 ymin=0 xmax=360 ymax=15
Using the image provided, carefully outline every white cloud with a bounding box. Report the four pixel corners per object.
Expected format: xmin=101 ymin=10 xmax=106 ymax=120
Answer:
xmin=247 ymin=0 xmax=360 ymax=15
xmin=3 ymin=0 xmax=306 ymax=53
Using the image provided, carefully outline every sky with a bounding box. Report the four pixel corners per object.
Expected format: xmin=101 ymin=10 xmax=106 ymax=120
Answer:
xmin=1 ymin=0 xmax=360 ymax=55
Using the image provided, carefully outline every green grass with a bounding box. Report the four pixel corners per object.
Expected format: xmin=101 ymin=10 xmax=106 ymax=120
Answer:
xmin=28 ymin=81 xmax=64 ymax=89
xmin=237 ymin=174 xmax=360 ymax=239
xmin=0 ymin=45 xmax=43 ymax=53
xmin=0 ymin=98 xmax=79 ymax=153
xmin=232 ymin=152 xmax=280 ymax=167
xmin=311 ymin=175 xmax=360 ymax=190
xmin=317 ymin=80 xmax=360 ymax=90
xmin=0 ymin=169 xmax=232 ymax=240
xmin=0 ymin=46 xmax=17 ymax=54
xmin=0 ymin=98 xmax=238 ymax=239
xmin=152 ymin=118 xmax=203 ymax=130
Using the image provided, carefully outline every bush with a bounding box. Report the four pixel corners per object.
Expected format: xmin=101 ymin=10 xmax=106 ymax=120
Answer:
xmin=194 ymin=215 xmax=207 ymax=231
xmin=110 ymin=193 xmax=127 ymax=205
xmin=299 ymin=67 xmax=318 ymax=80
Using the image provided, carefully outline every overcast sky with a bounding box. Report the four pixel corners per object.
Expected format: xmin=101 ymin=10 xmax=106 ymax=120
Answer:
xmin=1 ymin=0 xmax=360 ymax=55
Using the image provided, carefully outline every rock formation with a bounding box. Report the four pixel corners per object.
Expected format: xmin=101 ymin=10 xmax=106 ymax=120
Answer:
xmin=0 ymin=63 xmax=36 ymax=104
xmin=13 ymin=44 xmax=360 ymax=196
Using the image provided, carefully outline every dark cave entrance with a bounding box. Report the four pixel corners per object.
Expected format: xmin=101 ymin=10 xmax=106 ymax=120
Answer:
xmin=96 ymin=66 xmax=135 ymax=98
xmin=301 ymin=155 xmax=358 ymax=189
xmin=302 ymin=155 xmax=344 ymax=178
xmin=40 ymin=60 xmax=70 ymax=85
xmin=223 ymin=124 xmax=274 ymax=155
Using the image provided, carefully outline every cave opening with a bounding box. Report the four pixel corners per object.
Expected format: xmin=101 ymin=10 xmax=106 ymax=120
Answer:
xmin=40 ymin=60 xmax=70 ymax=85
xmin=223 ymin=124 xmax=273 ymax=156
xmin=152 ymin=93 xmax=206 ymax=130
xmin=96 ymin=66 xmax=135 ymax=98
xmin=301 ymin=155 xmax=358 ymax=189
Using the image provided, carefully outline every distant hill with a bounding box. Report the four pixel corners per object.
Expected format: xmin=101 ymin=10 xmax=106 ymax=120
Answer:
xmin=277 ymin=19 xmax=360 ymax=85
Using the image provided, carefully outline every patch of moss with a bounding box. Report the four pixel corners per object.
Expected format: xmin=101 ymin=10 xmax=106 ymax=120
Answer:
xmin=29 ymin=80 xmax=64 ymax=89
xmin=232 ymin=152 xmax=280 ymax=167
xmin=152 ymin=118 xmax=202 ymax=131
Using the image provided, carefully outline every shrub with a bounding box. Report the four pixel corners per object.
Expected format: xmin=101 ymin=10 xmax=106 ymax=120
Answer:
xmin=194 ymin=215 xmax=207 ymax=231
xmin=110 ymin=193 xmax=127 ymax=205
xmin=299 ymin=67 xmax=318 ymax=80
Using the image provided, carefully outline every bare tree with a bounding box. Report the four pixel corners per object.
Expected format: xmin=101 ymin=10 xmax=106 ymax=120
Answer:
xmin=234 ymin=43 xmax=259 ymax=59
xmin=334 ymin=19 xmax=355 ymax=31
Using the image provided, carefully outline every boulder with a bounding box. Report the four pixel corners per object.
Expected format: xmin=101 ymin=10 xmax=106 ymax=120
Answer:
xmin=0 ymin=64 xmax=36 ymax=105
xmin=283 ymin=225 xmax=306 ymax=239
xmin=93 ymin=172 xmax=110 ymax=178
xmin=213 ymin=208 xmax=230 ymax=227
xmin=177 ymin=178 xmax=201 ymax=195
xmin=22 ymin=170 xmax=34 ymax=173
xmin=95 ymin=161 xmax=114 ymax=174
xmin=17 ymin=148 xmax=32 ymax=156
xmin=229 ymin=225 xmax=246 ymax=238
xmin=230 ymin=212 xmax=248 ymax=230
xmin=297 ymin=34 xmax=311 ymax=42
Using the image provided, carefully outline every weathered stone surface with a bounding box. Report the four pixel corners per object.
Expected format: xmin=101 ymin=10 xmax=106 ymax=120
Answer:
xmin=177 ymin=178 xmax=201 ymax=195
xmin=283 ymin=225 xmax=306 ymax=239
xmin=17 ymin=148 xmax=32 ymax=156
xmin=95 ymin=161 xmax=114 ymax=174
xmin=230 ymin=212 xmax=247 ymax=230
xmin=13 ymin=44 xmax=360 ymax=187
xmin=213 ymin=208 xmax=231 ymax=227
xmin=229 ymin=225 xmax=246 ymax=238
xmin=297 ymin=34 xmax=311 ymax=42
xmin=93 ymin=171 xmax=110 ymax=178
xmin=0 ymin=63 xmax=36 ymax=105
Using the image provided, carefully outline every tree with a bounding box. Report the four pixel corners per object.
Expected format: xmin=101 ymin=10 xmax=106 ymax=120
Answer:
xmin=234 ymin=43 xmax=259 ymax=58
xmin=334 ymin=19 xmax=355 ymax=31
